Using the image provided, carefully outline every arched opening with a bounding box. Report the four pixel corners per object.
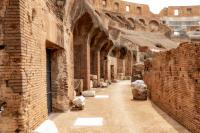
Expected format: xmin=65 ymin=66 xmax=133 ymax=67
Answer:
xmin=128 ymin=18 xmax=135 ymax=25
xmin=102 ymin=0 xmax=107 ymax=7
xmin=119 ymin=47 xmax=128 ymax=59
xmin=149 ymin=20 xmax=159 ymax=32
xmin=73 ymin=13 xmax=93 ymax=90
xmin=139 ymin=18 xmax=146 ymax=25
xmin=116 ymin=47 xmax=128 ymax=80
xmin=127 ymin=18 xmax=135 ymax=29
xmin=116 ymin=16 xmax=132 ymax=29
xmin=105 ymin=13 xmax=112 ymax=19
xmin=100 ymin=41 xmax=114 ymax=81
xmin=114 ymin=2 xmax=119 ymax=11
xmin=90 ymin=29 xmax=108 ymax=84
xmin=117 ymin=15 xmax=124 ymax=23
xmin=136 ymin=7 xmax=142 ymax=15
xmin=126 ymin=5 xmax=130 ymax=12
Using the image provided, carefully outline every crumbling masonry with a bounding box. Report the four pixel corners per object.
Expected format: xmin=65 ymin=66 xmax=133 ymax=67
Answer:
xmin=0 ymin=0 xmax=200 ymax=132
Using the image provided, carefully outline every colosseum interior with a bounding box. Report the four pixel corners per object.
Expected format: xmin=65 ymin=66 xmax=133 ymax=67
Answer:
xmin=0 ymin=0 xmax=200 ymax=133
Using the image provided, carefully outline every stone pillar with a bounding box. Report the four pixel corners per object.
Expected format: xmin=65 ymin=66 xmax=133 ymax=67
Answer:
xmin=83 ymin=42 xmax=91 ymax=90
xmin=136 ymin=46 xmax=140 ymax=63
xmin=95 ymin=50 xmax=101 ymax=83
xmin=125 ymin=52 xmax=133 ymax=76
xmin=117 ymin=58 xmax=126 ymax=80
xmin=90 ymin=50 xmax=100 ymax=84
xmin=104 ymin=57 xmax=111 ymax=81
xmin=117 ymin=58 xmax=125 ymax=73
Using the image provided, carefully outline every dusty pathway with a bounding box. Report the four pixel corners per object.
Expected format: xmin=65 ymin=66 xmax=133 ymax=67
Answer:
xmin=50 ymin=80 xmax=189 ymax=133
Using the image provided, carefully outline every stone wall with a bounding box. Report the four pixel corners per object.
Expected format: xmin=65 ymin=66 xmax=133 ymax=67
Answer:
xmin=144 ymin=42 xmax=200 ymax=133
xmin=92 ymin=0 xmax=154 ymax=18
xmin=0 ymin=0 xmax=72 ymax=132
xmin=19 ymin=0 xmax=69 ymax=131
xmin=0 ymin=0 xmax=23 ymax=132
xmin=160 ymin=6 xmax=200 ymax=17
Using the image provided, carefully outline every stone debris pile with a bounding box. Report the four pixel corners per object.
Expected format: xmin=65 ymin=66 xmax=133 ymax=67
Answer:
xmin=72 ymin=96 xmax=86 ymax=110
xmin=131 ymin=80 xmax=148 ymax=100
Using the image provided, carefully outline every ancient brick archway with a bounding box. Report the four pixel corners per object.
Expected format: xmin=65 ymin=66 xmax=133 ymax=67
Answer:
xmin=100 ymin=41 xmax=114 ymax=81
xmin=89 ymin=28 xmax=108 ymax=83
xmin=149 ymin=20 xmax=160 ymax=32
xmin=73 ymin=13 xmax=93 ymax=90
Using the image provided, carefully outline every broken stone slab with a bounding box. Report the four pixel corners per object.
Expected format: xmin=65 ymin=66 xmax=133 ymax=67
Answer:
xmin=99 ymin=82 xmax=108 ymax=88
xmin=131 ymin=80 xmax=148 ymax=100
xmin=82 ymin=90 xmax=96 ymax=97
xmin=131 ymin=80 xmax=145 ymax=86
xmin=72 ymin=96 xmax=85 ymax=108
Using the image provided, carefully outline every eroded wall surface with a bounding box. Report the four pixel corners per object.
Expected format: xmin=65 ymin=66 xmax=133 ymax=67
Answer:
xmin=92 ymin=0 xmax=154 ymax=18
xmin=144 ymin=42 xmax=200 ymax=133
xmin=0 ymin=0 xmax=23 ymax=132
xmin=160 ymin=6 xmax=200 ymax=17
xmin=0 ymin=0 xmax=71 ymax=132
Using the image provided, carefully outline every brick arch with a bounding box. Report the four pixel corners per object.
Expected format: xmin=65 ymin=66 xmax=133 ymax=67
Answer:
xmin=149 ymin=20 xmax=160 ymax=32
xmin=116 ymin=15 xmax=132 ymax=28
xmin=119 ymin=46 xmax=128 ymax=59
xmin=89 ymin=28 xmax=108 ymax=79
xmin=127 ymin=17 xmax=135 ymax=27
xmin=114 ymin=2 xmax=119 ymax=11
xmin=105 ymin=12 xmax=112 ymax=18
xmin=139 ymin=18 xmax=146 ymax=25
xmin=73 ymin=12 xmax=94 ymax=90
xmin=100 ymin=40 xmax=114 ymax=80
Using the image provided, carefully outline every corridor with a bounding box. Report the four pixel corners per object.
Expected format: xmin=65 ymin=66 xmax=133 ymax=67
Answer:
xmin=50 ymin=81 xmax=189 ymax=133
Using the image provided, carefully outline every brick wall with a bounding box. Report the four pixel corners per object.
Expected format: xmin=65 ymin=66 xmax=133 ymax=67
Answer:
xmin=0 ymin=0 xmax=23 ymax=132
xmin=92 ymin=0 xmax=153 ymax=18
xmin=144 ymin=42 xmax=200 ymax=133
xmin=18 ymin=0 xmax=70 ymax=131
xmin=0 ymin=0 xmax=71 ymax=132
xmin=160 ymin=6 xmax=200 ymax=17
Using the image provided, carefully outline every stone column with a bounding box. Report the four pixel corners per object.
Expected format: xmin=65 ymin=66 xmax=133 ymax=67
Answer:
xmin=95 ymin=50 xmax=101 ymax=83
xmin=136 ymin=46 xmax=140 ymax=63
xmin=82 ymin=42 xmax=90 ymax=90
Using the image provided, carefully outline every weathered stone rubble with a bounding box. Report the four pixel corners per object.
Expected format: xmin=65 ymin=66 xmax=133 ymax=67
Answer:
xmin=131 ymin=80 xmax=148 ymax=100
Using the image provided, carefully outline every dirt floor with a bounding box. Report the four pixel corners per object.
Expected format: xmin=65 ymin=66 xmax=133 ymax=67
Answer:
xmin=49 ymin=80 xmax=190 ymax=133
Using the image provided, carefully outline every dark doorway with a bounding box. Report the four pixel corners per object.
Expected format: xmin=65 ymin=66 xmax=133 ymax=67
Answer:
xmin=111 ymin=65 xmax=114 ymax=80
xmin=46 ymin=49 xmax=52 ymax=114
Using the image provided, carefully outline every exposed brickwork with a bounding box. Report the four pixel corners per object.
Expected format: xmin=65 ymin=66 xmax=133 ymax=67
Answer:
xmin=1 ymin=0 xmax=199 ymax=132
xmin=144 ymin=42 xmax=200 ymax=133
xmin=0 ymin=0 xmax=23 ymax=132
xmin=18 ymin=0 xmax=69 ymax=131
xmin=160 ymin=5 xmax=200 ymax=17
xmin=0 ymin=0 xmax=70 ymax=132
xmin=92 ymin=0 xmax=154 ymax=18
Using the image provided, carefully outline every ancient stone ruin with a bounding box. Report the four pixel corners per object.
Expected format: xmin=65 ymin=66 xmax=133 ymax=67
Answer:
xmin=0 ymin=0 xmax=200 ymax=132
